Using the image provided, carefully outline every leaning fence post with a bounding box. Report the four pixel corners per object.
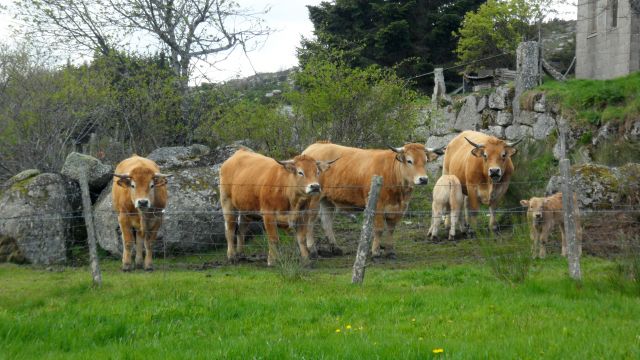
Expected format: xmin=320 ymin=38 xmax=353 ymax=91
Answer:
xmin=79 ymin=171 xmax=103 ymax=286
xmin=559 ymin=127 xmax=582 ymax=281
xmin=352 ymin=175 xmax=383 ymax=284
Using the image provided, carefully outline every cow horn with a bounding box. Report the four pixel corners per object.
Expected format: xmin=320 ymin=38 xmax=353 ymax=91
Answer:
xmin=113 ymin=173 xmax=130 ymax=179
xmin=276 ymin=159 xmax=294 ymax=166
xmin=326 ymin=157 xmax=340 ymax=165
xmin=505 ymin=138 xmax=523 ymax=147
xmin=387 ymin=145 xmax=404 ymax=153
xmin=154 ymin=173 xmax=173 ymax=178
xmin=426 ymin=145 xmax=446 ymax=155
xmin=464 ymin=137 xmax=484 ymax=148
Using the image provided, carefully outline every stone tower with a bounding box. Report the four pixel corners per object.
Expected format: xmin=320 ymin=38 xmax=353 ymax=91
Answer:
xmin=576 ymin=0 xmax=640 ymax=79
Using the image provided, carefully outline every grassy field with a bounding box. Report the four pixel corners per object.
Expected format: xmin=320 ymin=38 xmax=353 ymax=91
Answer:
xmin=1 ymin=255 xmax=639 ymax=359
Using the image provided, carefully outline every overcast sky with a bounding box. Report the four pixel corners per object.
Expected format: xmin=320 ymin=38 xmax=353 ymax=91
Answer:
xmin=0 ymin=0 xmax=577 ymax=84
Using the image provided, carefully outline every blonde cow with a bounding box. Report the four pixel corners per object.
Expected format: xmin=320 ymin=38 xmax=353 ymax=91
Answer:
xmin=520 ymin=192 xmax=582 ymax=259
xmin=112 ymin=156 xmax=171 ymax=271
xmin=427 ymin=175 xmax=464 ymax=241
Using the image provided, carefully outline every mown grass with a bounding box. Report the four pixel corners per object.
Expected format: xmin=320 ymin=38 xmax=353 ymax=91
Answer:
xmin=1 ymin=256 xmax=639 ymax=359
xmin=537 ymin=72 xmax=640 ymax=126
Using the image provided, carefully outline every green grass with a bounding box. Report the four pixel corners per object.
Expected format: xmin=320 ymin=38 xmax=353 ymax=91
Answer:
xmin=1 ymin=256 xmax=639 ymax=359
xmin=537 ymin=71 xmax=640 ymax=126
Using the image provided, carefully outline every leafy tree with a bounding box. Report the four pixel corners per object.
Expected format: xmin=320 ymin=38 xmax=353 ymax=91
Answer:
xmin=287 ymin=58 xmax=418 ymax=148
xmin=454 ymin=0 xmax=546 ymax=71
xmin=298 ymin=0 xmax=485 ymax=90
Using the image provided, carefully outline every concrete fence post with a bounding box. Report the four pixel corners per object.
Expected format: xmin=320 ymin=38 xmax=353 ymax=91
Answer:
xmin=513 ymin=41 xmax=540 ymax=116
xmin=559 ymin=127 xmax=582 ymax=281
xmin=352 ymin=176 xmax=383 ymax=284
xmin=79 ymin=171 xmax=103 ymax=286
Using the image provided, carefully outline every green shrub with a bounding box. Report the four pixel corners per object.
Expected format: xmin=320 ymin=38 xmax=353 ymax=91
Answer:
xmin=479 ymin=225 xmax=532 ymax=284
xmin=592 ymin=139 xmax=640 ymax=167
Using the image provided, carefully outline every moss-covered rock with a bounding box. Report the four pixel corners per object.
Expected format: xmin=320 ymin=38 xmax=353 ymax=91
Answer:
xmin=0 ymin=172 xmax=83 ymax=265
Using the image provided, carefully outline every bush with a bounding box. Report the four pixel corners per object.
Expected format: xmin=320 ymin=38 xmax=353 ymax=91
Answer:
xmin=287 ymin=59 xmax=419 ymax=149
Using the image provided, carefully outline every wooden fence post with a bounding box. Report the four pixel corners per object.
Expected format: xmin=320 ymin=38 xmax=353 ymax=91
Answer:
xmin=559 ymin=127 xmax=582 ymax=281
xmin=352 ymin=175 xmax=383 ymax=284
xmin=79 ymin=171 xmax=103 ymax=286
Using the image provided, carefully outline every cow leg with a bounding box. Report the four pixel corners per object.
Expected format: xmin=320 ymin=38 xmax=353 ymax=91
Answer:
xmin=489 ymin=205 xmax=498 ymax=232
xmin=118 ymin=214 xmax=135 ymax=272
xmin=263 ymin=214 xmax=279 ymax=267
xmin=222 ymin=209 xmax=238 ymax=263
xmin=449 ymin=205 xmax=460 ymax=241
xmin=529 ymin=224 xmax=540 ymax=259
xmin=295 ymin=220 xmax=311 ymax=265
xmin=466 ymin=189 xmax=480 ymax=235
xmin=428 ymin=204 xmax=442 ymax=241
xmin=559 ymin=224 xmax=567 ymax=257
xmin=371 ymin=212 xmax=385 ymax=258
xmin=143 ymin=218 xmax=162 ymax=271
xmin=135 ymin=230 xmax=144 ymax=269
xmin=319 ymin=199 xmax=342 ymax=255
xmin=539 ymin=224 xmax=551 ymax=259
xmin=383 ymin=215 xmax=401 ymax=258
xmin=236 ymin=214 xmax=250 ymax=259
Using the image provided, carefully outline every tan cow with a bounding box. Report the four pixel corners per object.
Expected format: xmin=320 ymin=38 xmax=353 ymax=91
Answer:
xmin=302 ymin=141 xmax=444 ymax=258
xmin=427 ymin=175 xmax=464 ymax=241
xmin=112 ymin=156 xmax=170 ymax=271
xmin=520 ymin=192 xmax=582 ymax=259
xmin=443 ymin=130 xmax=521 ymax=233
xmin=219 ymin=148 xmax=336 ymax=266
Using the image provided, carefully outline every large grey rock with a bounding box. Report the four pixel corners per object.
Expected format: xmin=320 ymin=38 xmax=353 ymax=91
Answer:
xmin=533 ymin=95 xmax=547 ymax=113
xmin=94 ymin=165 xmax=224 ymax=256
xmin=629 ymin=121 xmax=640 ymax=140
xmin=592 ymin=122 xmax=616 ymax=146
xmin=513 ymin=41 xmax=539 ymax=115
xmin=61 ymin=152 xmax=112 ymax=192
xmin=533 ymin=113 xmax=556 ymax=140
xmin=476 ymin=96 xmax=488 ymax=113
xmin=0 ymin=171 xmax=83 ymax=265
xmin=148 ymin=144 xmax=211 ymax=169
xmin=453 ymin=96 xmax=481 ymax=131
xmin=484 ymin=125 xmax=506 ymax=139
xmin=426 ymin=133 xmax=457 ymax=176
xmin=516 ymin=111 xmax=537 ymax=126
xmin=488 ymin=86 xmax=513 ymax=110
xmin=496 ymin=111 xmax=513 ymax=126
xmin=546 ymin=163 xmax=640 ymax=209
xmin=505 ymin=124 xmax=533 ymax=140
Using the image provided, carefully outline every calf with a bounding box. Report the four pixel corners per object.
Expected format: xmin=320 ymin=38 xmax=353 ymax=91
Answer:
xmin=520 ymin=192 xmax=582 ymax=259
xmin=427 ymin=175 xmax=464 ymax=241
xmin=219 ymin=148 xmax=335 ymax=266
xmin=112 ymin=156 xmax=170 ymax=271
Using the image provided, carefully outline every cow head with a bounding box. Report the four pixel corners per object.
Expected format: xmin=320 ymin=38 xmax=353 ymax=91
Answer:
xmin=520 ymin=197 xmax=545 ymax=226
xmin=388 ymin=143 xmax=445 ymax=185
xmin=464 ymin=136 xmax=521 ymax=183
xmin=114 ymin=168 xmax=171 ymax=209
xmin=276 ymin=155 xmax=338 ymax=195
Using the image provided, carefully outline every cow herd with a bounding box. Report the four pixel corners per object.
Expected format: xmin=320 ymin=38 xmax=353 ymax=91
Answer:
xmin=111 ymin=130 xmax=582 ymax=271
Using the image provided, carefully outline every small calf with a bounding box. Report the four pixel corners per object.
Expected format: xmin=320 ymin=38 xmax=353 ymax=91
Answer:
xmin=520 ymin=192 xmax=582 ymax=259
xmin=428 ymin=175 xmax=464 ymax=241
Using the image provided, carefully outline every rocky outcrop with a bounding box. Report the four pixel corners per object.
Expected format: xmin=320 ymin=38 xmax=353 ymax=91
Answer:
xmin=0 ymin=170 xmax=83 ymax=265
xmin=546 ymin=163 xmax=640 ymax=210
xmin=94 ymin=145 xmax=226 ymax=256
xmin=61 ymin=152 xmax=112 ymax=193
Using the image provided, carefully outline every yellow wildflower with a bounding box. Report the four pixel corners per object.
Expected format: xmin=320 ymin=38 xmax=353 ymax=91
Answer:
xmin=432 ymin=348 xmax=444 ymax=354
xmin=346 ymin=324 xmax=352 ymax=329
xmin=335 ymin=329 xmax=341 ymax=333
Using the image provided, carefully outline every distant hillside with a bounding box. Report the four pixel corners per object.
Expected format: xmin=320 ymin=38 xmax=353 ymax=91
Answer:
xmin=221 ymin=68 xmax=295 ymax=99
xmin=541 ymin=19 xmax=576 ymax=75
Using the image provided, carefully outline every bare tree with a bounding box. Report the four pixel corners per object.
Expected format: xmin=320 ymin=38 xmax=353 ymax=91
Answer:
xmin=16 ymin=0 xmax=272 ymax=84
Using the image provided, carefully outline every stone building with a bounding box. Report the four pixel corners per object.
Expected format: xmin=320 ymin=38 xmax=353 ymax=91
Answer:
xmin=576 ymin=0 xmax=640 ymax=79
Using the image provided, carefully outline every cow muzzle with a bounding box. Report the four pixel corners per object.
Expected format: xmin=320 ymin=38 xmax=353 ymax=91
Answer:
xmin=135 ymin=199 xmax=150 ymax=209
xmin=488 ymin=168 xmax=502 ymax=183
xmin=414 ymin=176 xmax=429 ymax=185
xmin=306 ymin=183 xmax=321 ymax=194
xmin=534 ymin=213 xmax=543 ymax=225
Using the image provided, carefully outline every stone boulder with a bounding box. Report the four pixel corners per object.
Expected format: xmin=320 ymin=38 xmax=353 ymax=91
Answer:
xmin=94 ymin=145 xmax=226 ymax=256
xmin=505 ymin=124 xmax=533 ymax=141
xmin=426 ymin=133 xmax=457 ymax=175
xmin=488 ymin=86 xmax=513 ymax=110
xmin=453 ymin=96 xmax=481 ymax=131
xmin=61 ymin=152 xmax=112 ymax=193
xmin=148 ymin=144 xmax=212 ymax=169
xmin=0 ymin=170 xmax=83 ymax=265
xmin=515 ymin=110 xmax=537 ymax=126
xmin=546 ymin=163 xmax=640 ymax=209
xmin=532 ymin=113 xmax=556 ymax=140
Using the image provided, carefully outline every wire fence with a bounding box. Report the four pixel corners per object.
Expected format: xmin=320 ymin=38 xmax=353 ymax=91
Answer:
xmin=1 ymin=180 xmax=639 ymax=276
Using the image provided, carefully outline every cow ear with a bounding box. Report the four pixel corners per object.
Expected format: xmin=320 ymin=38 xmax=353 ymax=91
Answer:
xmin=277 ymin=160 xmax=297 ymax=173
xmin=506 ymin=147 xmax=517 ymax=157
xmin=317 ymin=158 xmax=339 ymax=172
xmin=395 ymin=153 xmax=406 ymax=162
xmin=426 ymin=151 xmax=439 ymax=162
xmin=153 ymin=173 xmax=172 ymax=187
xmin=114 ymin=174 xmax=131 ymax=188
xmin=470 ymin=147 xmax=484 ymax=158
xmin=520 ymin=200 xmax=529 ymax=207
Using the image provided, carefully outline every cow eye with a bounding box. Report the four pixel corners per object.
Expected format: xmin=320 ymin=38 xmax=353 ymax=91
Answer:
xmin=407 ymin=159 xmax=413 ymax=165
xmin=150 ymin=183 xmax=155 ymax=188
xmin=297 ymin=170 xmax=304 ymax=177
xmin=130 ymin=183 xmax=136 ymax=189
